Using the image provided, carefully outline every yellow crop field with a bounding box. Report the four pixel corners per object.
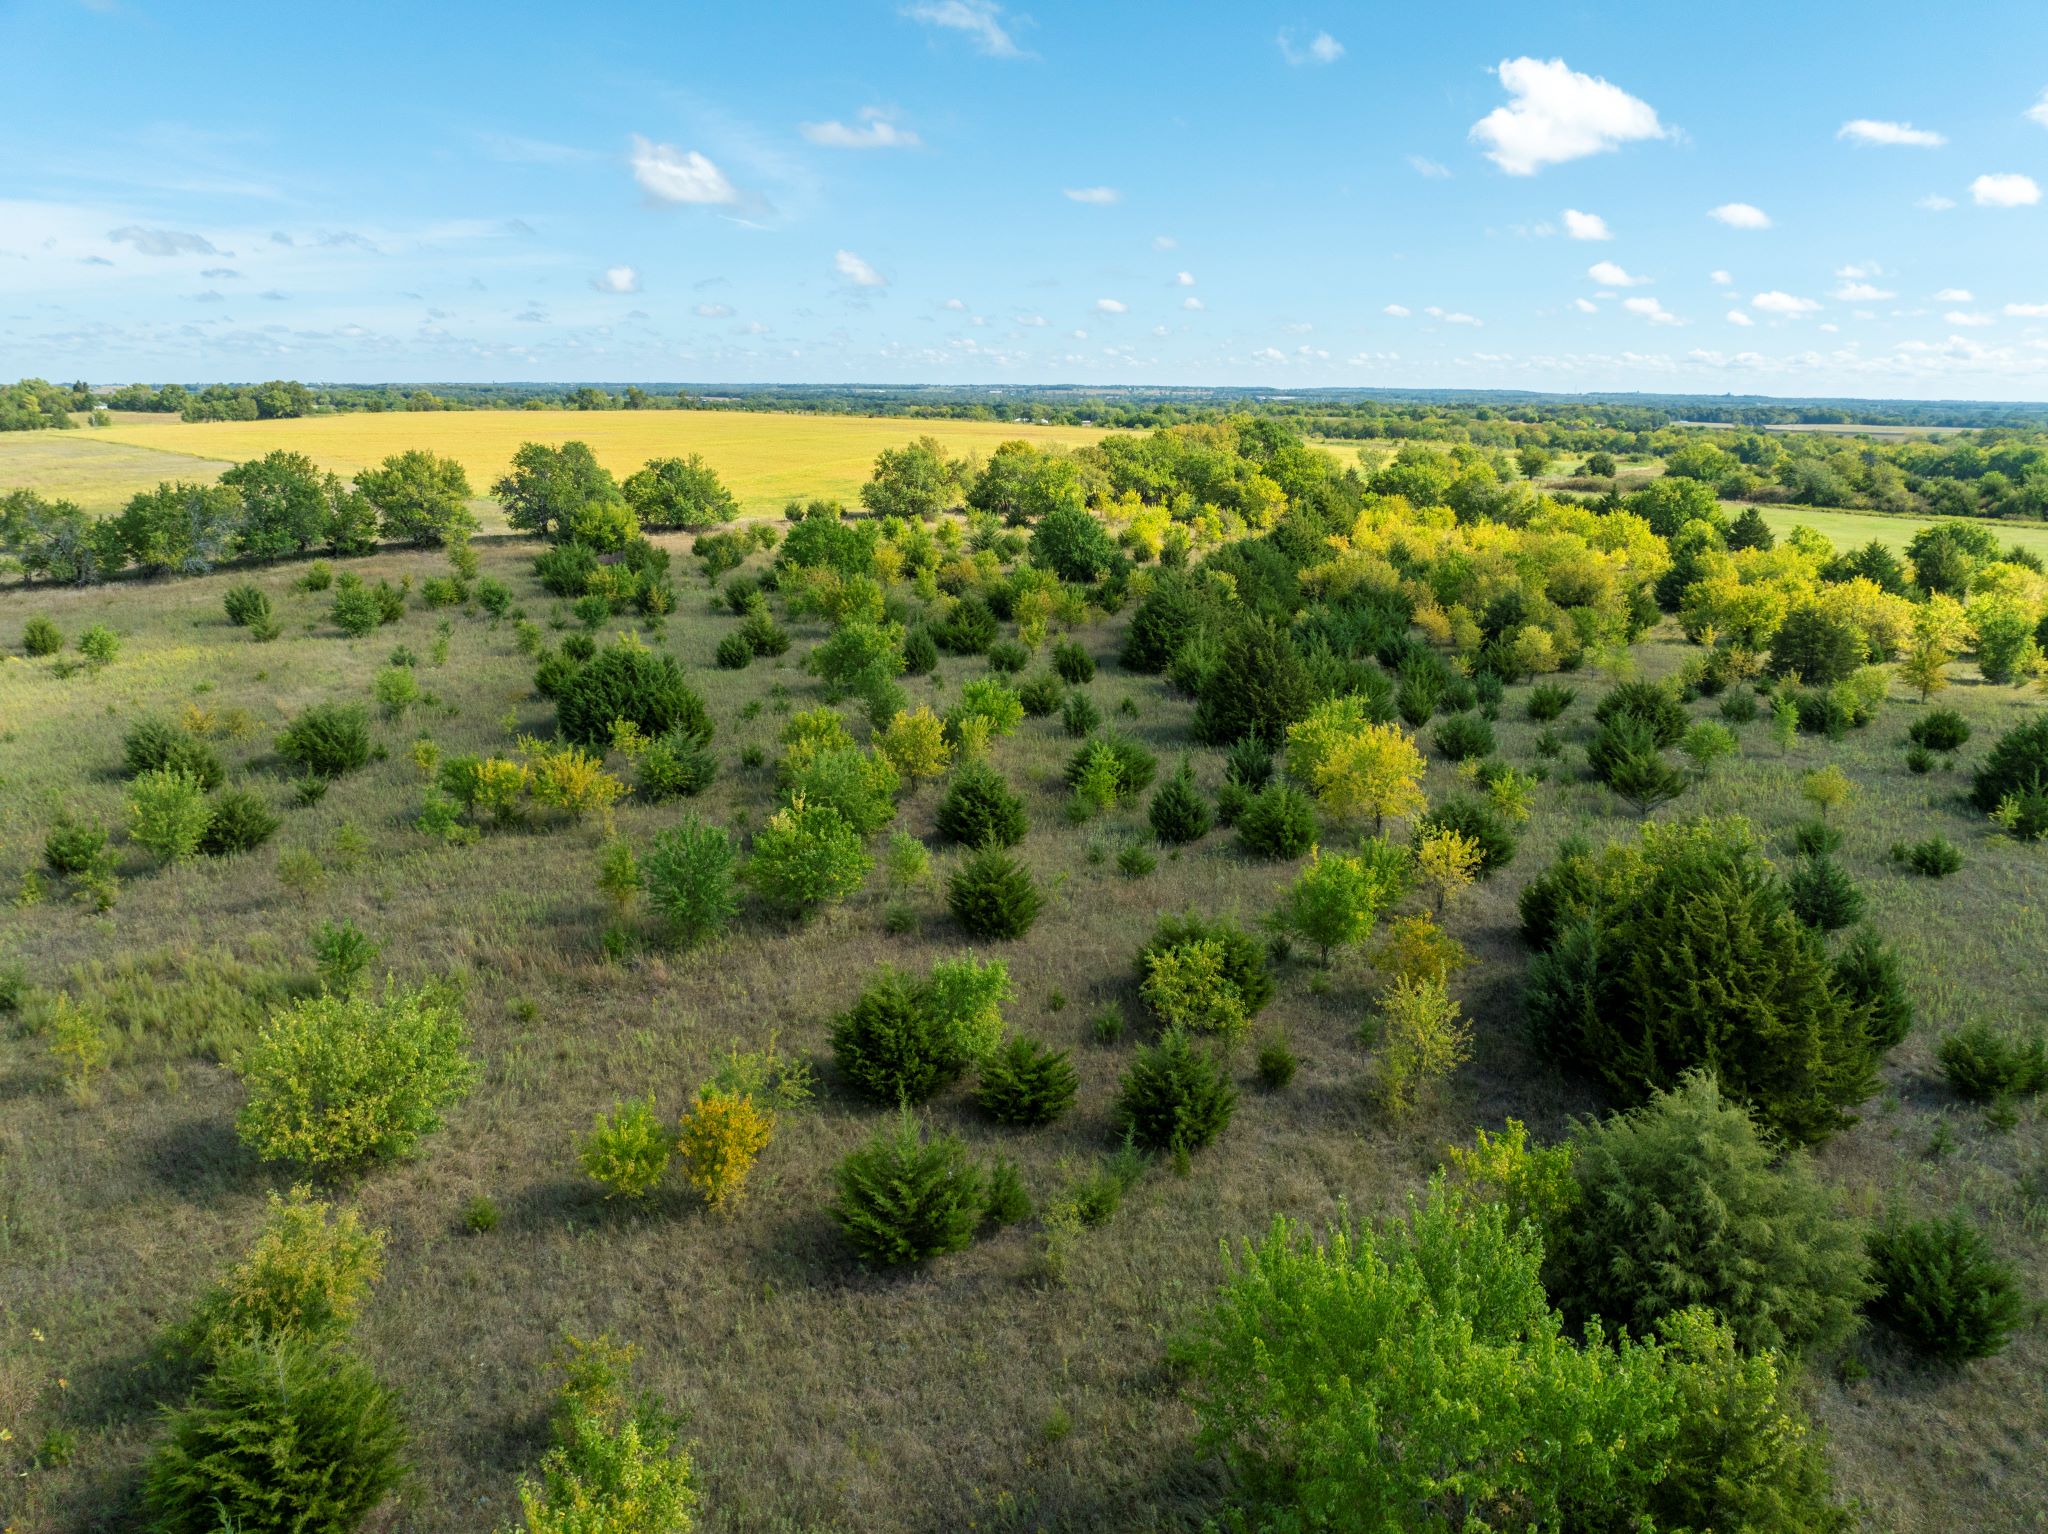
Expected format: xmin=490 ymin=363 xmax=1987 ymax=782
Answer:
xmin=0 ymin=432 xmax=237 ymax=513
xmin=16 ymin=409 xmax=1114 ymax=517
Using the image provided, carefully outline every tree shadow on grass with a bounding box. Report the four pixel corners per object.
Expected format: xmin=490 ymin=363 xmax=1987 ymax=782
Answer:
xmin=140 ymin=1111 xmax=264 ymax=1200
xmin=907 ymin=1444 xmax=1224 ymax=1534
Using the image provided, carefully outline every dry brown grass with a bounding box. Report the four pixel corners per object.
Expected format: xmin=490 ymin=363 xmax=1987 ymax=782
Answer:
xmin=1 ymin=535 xmax=2044 ymax=1532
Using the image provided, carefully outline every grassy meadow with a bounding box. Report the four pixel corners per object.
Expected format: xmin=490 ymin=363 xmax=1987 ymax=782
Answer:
xmin=1 ymin=516 xmax=2045 ymax=1533
xmin=0 ymin=411 xmax=1114 ymax=521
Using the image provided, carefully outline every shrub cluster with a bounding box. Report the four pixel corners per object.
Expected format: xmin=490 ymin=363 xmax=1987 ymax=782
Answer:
xmin=947 ymin=848 xmax=1043 ymax=939
xmin=832 ymin=1111 xmax=991 ymax=1266
xmin=1176 ymin=1182 xmax=1851 ymax=1534
xmin=1546 ymin=1073 xmax=1869 ymax=1356
xmin=935 ymin=758 xmax=1029 ymax=848
xmin=1520 ymin=818 xmax=1899 ymax=1145
xmin=1866 ymin=1212 xmax=2024 ymax=1362
xmin=1235 ymin=783 xmax=1318 ymax=858
xmin=1136 ymin=915 xmax=1274 ymax=1036
xmin=235 ymin=981 xmax=478 ymax=1171
xmin=830 ymin=956 xmax=1013 ymax=1103
xmin=974 ymin=1036 xmax=1080 ymax=1126
xmin=555 ymin=642 xmax=712 ymax=748
xmin=276 ymin=703 xmax=373 ymax=779
xmin=1114 ymin=1031 xmax=1237 ymax=1155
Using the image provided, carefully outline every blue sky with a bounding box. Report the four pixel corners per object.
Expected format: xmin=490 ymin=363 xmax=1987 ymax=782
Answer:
xmin=5 ymin=0 xmax=2048 ymax=398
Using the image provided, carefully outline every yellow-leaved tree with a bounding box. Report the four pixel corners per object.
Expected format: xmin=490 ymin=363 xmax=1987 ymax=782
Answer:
xmin=1285 ymin=700 xmax=1428 ymax=832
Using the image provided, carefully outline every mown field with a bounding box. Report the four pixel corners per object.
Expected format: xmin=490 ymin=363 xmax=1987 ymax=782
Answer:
xmin=0 ymin=412 xmax=1114 ymax=521
xmin=1 ymin=514 xmax=2045 ymax=1533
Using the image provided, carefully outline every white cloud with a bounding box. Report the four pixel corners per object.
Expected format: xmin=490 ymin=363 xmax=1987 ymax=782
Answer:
xmin=1094 ymin=297 xmax=1127 ymax=313
xmin=2005 ymin=302 xmax=2048 ymax=317
xmin=1588 ymin=259 xmax=1647 ymax=287
xmin=1946 ymin=310 xmax=1994 ymax=326
xmin=834 ymin=249 xmax=886 ymax=287
xmin=1063 ymin=186 xmax=1120 ymax=204
xmin=1562 ymin=208 xmax=1612 ymax=241
xmin=902 ymin=0 xmax=1023 ymax=58
xmin=1277 ymin=29 xmax=1343 ymax=65
xmin=592 ymin=265 xmax=639 ymax=294
xmin=1407 ymin=155 xmax=1452 ymax=179
xmin=1468 ymin=56 xmax=1666 ymax=175
xmin=1624 ymin=296 xmax=1679 ymax=325
xmin=942 ymin=297 xmax=966 ymax=310
xmin=2028 ymin=90 xmax=2048 ymax=129
xmin=1383 ymin=303 xmax=1411 ymax=317
xmin=1573 ymin=297 xmax=1598 ymax=313
xmin=1834 ymin=281 xmax=1895 ymax=301
xmin=694 ymin=303 xmax=732 ymax=318
xmin=1182 ymin=296 xmax=1203 ymax=310
xmin=800 ymin=108 xmax=921 ymax=149
xmin=1015 ymin=312 xmax=1047 ymax=326
xmin=1918 ymin=194 xmax=1957 ymax=210
xmin=1972 ymin=173 xmax=2041 ymax=207
xmin=629 ymin=136 xmax=738 ymax=204
xmin=1935 ymin=288 xmax=1974 ymax=302
xmin=1709 ymin=269 xmax=1732 ymax=286
xmin=1174 ymin=270 xmax=1195 ymax=286
xmin=1727 ymin=309 xmax=1754 ymax=326
xmin=1836 ymin=261 xmax=1884 ymax=278
xmin=1152 ymin=234 xmax=1177 ymax=250
xmin=1254 ymin=347 xmax=1287 ymax=363
xmin=107 ymin=224 xmax=220 ymax=256
xmin=1425 ymin=306 xmax=1482 ymax=326
xmin=1709 ymin=202 xmax=1772 ymax=229
xmin=1838 ymin=119 xmax=1946 ymax=148
xmin=1752 ymin=290 xmax=1820 ymax=316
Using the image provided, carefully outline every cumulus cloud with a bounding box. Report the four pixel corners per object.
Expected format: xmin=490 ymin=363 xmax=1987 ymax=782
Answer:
xmin=1709 ymin=202 xmax=1772 ymax=229
xmin=1562 ymin=208 xmax=1612 ymax=240
xmin=1573 ymin=297 xmax=1598 ymax=313
xmin=1182 ymin=296 xmax=1203 ymax=310
xmin=630 ymin=136 xmax=738 ymax=204
xmin=1752 ymin=290 xmax=1820 ymax=315
xmin=1016 ymin=312 xmax=1047 ymax=326
xmin=1424 ymin=306 xmax=1481 ymax=326
xmin=1946 ymin=310 xmax=1994 ymax=326
xmin=2028 ymin=90 xmax=2048 ymax=129
xmin=1175 ymin=270 xmax=1195 ymax=285
xmin=1834 ymin=281 xmax=1895 ymax=301
xmin=1838 ymin=119 xmax=1946 ymax=147
xmin=1727 ymin=309 xmax=1754 ymax=326
xmin=1063 ymin=186 xmax=1119 ymax=205
xmin=1094 ymin=297 xmax=1127 ymax=313
xmin=1917 ymin=194 xmax=1957 ymax=210
xmin=1624 ymin=296 xmax=1679 ymax=324
xmin=800 ymin=108 xmax=921 ymax=149
xmin=694 ymin=302 xmax=733 ymax=318
xmin=2005 ymin=301 xmax=2048 ymax=317
xmin=1935 ymin=288 xmax=1974 ymax=302
xmin=1277 ymin=29 xmax=1343 ymax=65
xmin=1407 ymin=155 xmax=1452 ymax=179
xmin=942 ymin=296 xmax=966 ymax=310
xmin=1972 ymin=173 xmax=2041 ymax=207
xmin=1152 ymin=234 xmax=1177 ymax=250
xmin=1469 ymin=56 xmax=1666 ymax=175
xmin=834 ymin=249 xmax=886 ymax=287
xmin=903 ymin=0 xmax=1024 ymax=57
xmin=592 ymin=265 xmax=639 ymax=294
xmin=1588 ymin=260 xmax=1647 ymax=287
xmin=1710 ymin=269 xmax=1732 ymax=286
xmin=1383 ymin=303 xmax=1411 ymax=317
xmin=107 ymin=225 xmax=219 ymax=257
